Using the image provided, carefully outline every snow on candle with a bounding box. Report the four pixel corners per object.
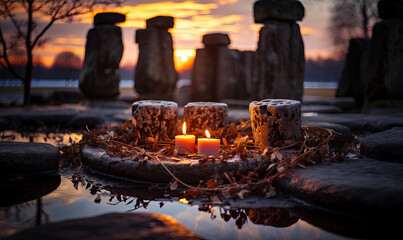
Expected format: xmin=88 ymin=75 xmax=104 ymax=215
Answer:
xmin=197 ymin=130 xmax=220 ymax=156
xmin=175 ymin=122 xmax=195 ymax=154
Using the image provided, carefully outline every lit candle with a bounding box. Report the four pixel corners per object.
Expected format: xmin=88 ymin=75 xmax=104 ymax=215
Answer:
xmin=197 ymin=130 xmax=220 ymax=156
xmin=175 ymin=122 xmax=195 ymax=154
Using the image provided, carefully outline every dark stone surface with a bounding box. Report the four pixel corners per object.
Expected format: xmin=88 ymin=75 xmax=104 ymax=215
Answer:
xmin=0 ymin=174 xmax=60 ymax=207
xmin=51 ymin=91 xmax=83 ymax=104
xmin=302 ymin=96 xmax=356 ymax=111
xmin=202 ymin=33 xmax=230 ymax=46
xmin=0 ymin=117 xmax=7 ymax=131
xmin=67 ymin=113 xmax=105 ymax=129
xmin=360 ymin=127 xmax=403 ymax=163
xmin=79 ymin=25 xmax=123 ymax=98
xmin=131 ymin=100 xmax=178 ymax=140
xmin=366 ymin=19 xmax=403 ymax=108
xmin=250 ymin=99 xmax=302 ymax=146
xmin=336 ymin=38 xmax=371 ymax=108
xmin=301 ymin=105 xmax=342 ymax=113
xmin=134 ymin=26 xmax=177 ymax=100
xmin=93 ymin=12 xmax=126 ymax=26
xmin=0 ymin=142 xmax=59 ymax=175
xmin=254 ymin=21 xmax=305 ymax=101
xmin=146 ymin=16 xmax=174 ymax=29
xmin=277 ymin=157 xmax=403 ymax=217
xmin=254 ymin=0 xmax=305 ymax=23
xmin=5 ymin=212 xmax=204 ymax=240
xmin=183 ymin=102 xmax=228 ymax=133
xmin=378 ymin=0 xmax=403 ymax=20
xmin=81 ymin=146 xmax=272 ymax=184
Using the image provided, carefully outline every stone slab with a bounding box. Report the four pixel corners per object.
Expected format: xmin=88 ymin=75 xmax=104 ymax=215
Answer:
xmin=0 ymin=142 xmax=60 ymax=175
xmin=360 ymin=127 xmax=403 ymax=163
xmin=202 ymin=33 xmax=230 ymax=46
xmin=378 ymin=0 xmax=403 ymax=20
xmin=277 ymin=157 xmax=403 ymax=217
xmin=93 ymin=12 xmax=126 ymax=26
xmin=146 ymin=16 xmax=174 ymax=29
xmin=5 ymin=212 xmax=204 ymax=240
xmin=81 ymin=146 xmax=272 ymax=184
xmin=254 ymin=0 xmax=305 ymax=23
xmin=302 ymin=96 xmax=356 ymax=110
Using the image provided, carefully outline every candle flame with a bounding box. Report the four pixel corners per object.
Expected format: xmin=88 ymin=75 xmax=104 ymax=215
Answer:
xmin=182 ymin=122 xmax=187 ymax=135
xmin=205 ymin=130 xmax=211 ymax=138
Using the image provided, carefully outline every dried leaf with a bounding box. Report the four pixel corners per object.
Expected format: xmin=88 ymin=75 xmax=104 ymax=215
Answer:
xmin=169 ymin=180 xmax=178 ymax=191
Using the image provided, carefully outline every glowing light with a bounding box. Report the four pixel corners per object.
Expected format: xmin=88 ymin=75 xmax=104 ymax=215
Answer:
xmin=205 ymin=130 xmax=211 ymax=138
xmin=179 ymin=198 xmax=189 ymax=204
xmin=181 ymin=55 xmax=189 ymax=62
xmin=182 ymin=122 xmax=187 ymax=135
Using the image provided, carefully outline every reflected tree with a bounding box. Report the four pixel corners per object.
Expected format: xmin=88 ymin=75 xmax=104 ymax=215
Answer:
xmin=0 ymin=0 xmax=122 ymax=105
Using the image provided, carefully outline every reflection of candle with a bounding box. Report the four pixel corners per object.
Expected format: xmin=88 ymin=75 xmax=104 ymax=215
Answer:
xmin=198 ymin=130 xmax=220 ymax=156
xmin=175 ymin=122 xmax=195 ymax=154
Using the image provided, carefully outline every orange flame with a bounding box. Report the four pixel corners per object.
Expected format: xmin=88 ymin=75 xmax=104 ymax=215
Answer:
xmin=205 ymin=130 xmax=211 ymax=138
xmin=182 ymin=122 xmax=187 ymax=135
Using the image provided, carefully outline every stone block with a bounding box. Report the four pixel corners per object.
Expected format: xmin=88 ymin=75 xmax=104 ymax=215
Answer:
xmin=146 ymin=16 xmax=174 ymax=29
xmin=202 ymin=33 xmax=230 ymax=46
xmin=254 ymin=0 xmax=305 ymax=23
xmin=378 ymin=0 xmax=403 ymax=20
xmin=183 ymin=102 xmax=228 ymax=134
xmin=94 ymin=12 xmax=126 ymax=26
xmin=249 ymin=99 xmax=302 ymax=147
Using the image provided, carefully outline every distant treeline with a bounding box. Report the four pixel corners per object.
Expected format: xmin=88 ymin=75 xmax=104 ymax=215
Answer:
xmin=0 ymin=57 xmax=344 ymax=82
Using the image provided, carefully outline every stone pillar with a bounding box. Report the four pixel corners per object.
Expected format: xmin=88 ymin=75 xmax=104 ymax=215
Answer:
xmin=192 ymin=33 xmax=254 ymax=101
xmin=336 ymin=38 xmax=370 ymax=108
xmin=253 ymin=0 xmax=305 ymax=101
xmin=134 ymin=16 xmax=177 ymax=100
xmin=79 ymin=13 xmax=125 ymax=99
xmin=365 ymin=0 xmax=403 ymax=108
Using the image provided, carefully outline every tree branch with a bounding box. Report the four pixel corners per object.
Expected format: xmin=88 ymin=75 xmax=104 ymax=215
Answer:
xmin=0 ymin=26 xmax=23 ymax=80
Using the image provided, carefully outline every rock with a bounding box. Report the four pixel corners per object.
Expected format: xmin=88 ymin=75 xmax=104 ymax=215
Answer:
xmin=301 ymin=105 xmax=342 ymax=113
xmin=366 ymin=19 xmax=403 ymax=108
xmin=254 ymin=21 xmax=305 ymax=101
xmin=93 ymin=12 xmax=126 ymax=26
xmin=146 ymin=16 xmax=174 ymax=29
xmin=183 ymin=102 xmax=228 ymax=134
xmin=131 ymin=100 xmax=178 ymax=140
xmin=134 ymin=19 xmax=177 ymax=100
xmin=302 ymin=97 xmax=356 ymax=111
xmin=336 ymin=38 xmax=371 ymax=108
xmin=360 ymin=127 xmax=403 ymax=163
xmin=378 ymin=0 xmax=403 ymax=20
xmin=202 ymin=33 xmax=230 ymax=46
xmin=0 ymin=142 xmax=59 ymax=175
xmin=5 ymin=212 xmax=204 ymax=240
xmin=51 ymin=90 xmax=83 ymax=104
xmin=249 ymin=99 xmax=302 ymax=147
xmin=81 ymin=146 xmax=272 ymax=184
xmin=67 ymin=113 xmax=105 ymax=129
xmin=79 ymin=24 xmax=123 ymax=98
xmin=302 ymin=113 xmax=403 ymax=132
xmin=277 ymin=157 xmax=403 ymax=217
xmin=0 ymin=174 xmax=60 ymax=207
xmin=254 ymin=0 xmax=305 ymax=23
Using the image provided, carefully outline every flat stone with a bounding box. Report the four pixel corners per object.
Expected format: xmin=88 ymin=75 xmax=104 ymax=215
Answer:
xmin=277 ymin=157 xmax=403 ymax=217
xmin=67 ymin=113 xmax=105 ymax=129
xmin=302 ymin=97 xmax=356 ymax=111
xmin=301 ymin=105 xmax=342 ymax=113
xmin=93 ymin=12 xmax=126 ymax=26
xmin=202 ymin=33 xmax=230 ymax=46
xmin=131 ymin=100 xmax=178 ymax=140
xmin=81 ymin=146 xmax=272 ymax=184
xmin=146 ymin=16 xmax=174 ymax=29
xmin=378 ymin=0 xmax=403 ymax=20
xmin=5 ymin=213 xmax=204 ymax=240
xmin=254 ymin=0 xmax=305 ymax=23
xmin=302 ymin=113 xmax=403 ymax=132
xmin=0 ymin=174 xmax=60 ymax=207
xmin=183 ymin=102 xmax=228 ymax=134
xmin=360 ymin=127 xmax=403 ymax=163
xmin=0 ymin=142 xmax=60 ymax=175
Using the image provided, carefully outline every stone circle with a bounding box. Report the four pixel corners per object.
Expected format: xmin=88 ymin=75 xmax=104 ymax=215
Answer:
xmin=93 ymin=12 xmax=126 ymax=26
xmin=253 ymin=0 xmax=305 ymax=23
xmin=202 ymin=33 xmax=231 ymax=46
xmin=183 ymin=102 xmax=228 ymax=134
xmin=249 ymin=99 xmax=302 ymax=147
xmin=146 ymin=16 xmax=174 ymax=29
xmin=131 ymin=100 xmax=178 ymax=140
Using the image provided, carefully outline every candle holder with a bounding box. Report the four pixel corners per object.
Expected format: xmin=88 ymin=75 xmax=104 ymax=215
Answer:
xmin=132 ymin=100 xmax=178 ymax=140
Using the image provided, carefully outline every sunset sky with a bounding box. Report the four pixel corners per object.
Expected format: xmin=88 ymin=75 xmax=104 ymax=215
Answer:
xmin=2 ymin=0 xmax=334 ymax=71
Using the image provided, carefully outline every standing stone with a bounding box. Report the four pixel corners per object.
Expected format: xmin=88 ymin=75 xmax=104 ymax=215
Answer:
xmin=249 ymin=99 xmax=302 ymax=147
xmin=192 ymin=33 xmax=254 ymax=101
xmin=131 ymin=100 xmax=178 ymax=140
xmin=366 ymin=15 xmax=403 ymax=108
xmin=135 ymin=16 xmax=177 ymax=100
xmin=183 ymin=102 xmax=228 ymax=133
xmin=253 ymin=0 xmax=305 ymax=102
xmin=79 ymin=12 xmax=125 ymax=99
xmin=336 ymin=38 xmax=371 ymax=108
xmin=378 ymin=0 xmax=403 ymax=20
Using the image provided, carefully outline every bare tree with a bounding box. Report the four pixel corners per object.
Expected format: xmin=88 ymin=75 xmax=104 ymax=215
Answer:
xmin=328 ymin=0 xmax=378 ymax=57
xmin=0 ymin=0 xmax=122 ymax=105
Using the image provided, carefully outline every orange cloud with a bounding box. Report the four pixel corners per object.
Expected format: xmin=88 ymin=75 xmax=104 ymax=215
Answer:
xmin=300 ymin=27 xmax=317 ymax=35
